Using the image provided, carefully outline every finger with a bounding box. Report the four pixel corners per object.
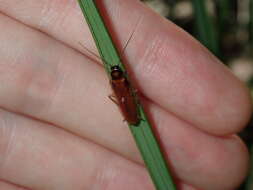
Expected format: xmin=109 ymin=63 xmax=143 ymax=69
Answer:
xmin=0 ymin=109 xmax=155 ymax=190
xmin=0 ymin=0 xmax=251 ymax=135
xmin=146 ymin=101 xmax=249 ymax=190
xmin=0 ymin=109 xmax=200 ymax=190
xmin=0 ymin=13 xmax=248 ymax=189
xmin=0 ymin=180 xmax=29 ymax=190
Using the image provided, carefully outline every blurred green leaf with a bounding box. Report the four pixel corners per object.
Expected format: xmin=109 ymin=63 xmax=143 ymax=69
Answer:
xmin=191 ymin=0 xmax=219 ymax=57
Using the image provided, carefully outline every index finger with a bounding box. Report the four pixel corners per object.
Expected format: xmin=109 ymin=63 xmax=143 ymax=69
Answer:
xmin=0 ymin=0 xmax=251 ymax=135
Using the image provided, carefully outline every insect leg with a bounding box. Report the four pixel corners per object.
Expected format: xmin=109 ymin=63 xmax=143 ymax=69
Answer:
xmin=108 ymin=94 xmax=119 ymax=105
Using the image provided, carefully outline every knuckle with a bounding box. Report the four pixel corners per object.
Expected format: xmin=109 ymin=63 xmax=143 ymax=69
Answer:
xmin=9 ymin=53 xmax=64 ymax=116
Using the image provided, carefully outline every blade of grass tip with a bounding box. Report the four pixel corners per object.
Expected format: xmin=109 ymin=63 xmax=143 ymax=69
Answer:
xmin=77 ymin=0 xmax=177 ymax=189
xmin=191 ymin=0 xmax=219 ymax=57
xmin=246 ymin=145 xmax=253 ymax=190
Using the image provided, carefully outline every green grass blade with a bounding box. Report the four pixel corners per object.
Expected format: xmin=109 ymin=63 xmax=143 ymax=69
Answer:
xmin=216 ymin=0 xmax=231 ymax=61
xmin=216 ymin=0 xmax=231 ymax=32
xmin=191 ymin=0 xmax=219 ymax=57
xmin=77 ymin=0 xmax=177 ymax=189
xmin=77 ymin=0 xmax=120 ymax=72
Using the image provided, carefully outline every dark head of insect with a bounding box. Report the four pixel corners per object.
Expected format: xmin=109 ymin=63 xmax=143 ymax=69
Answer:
xmin=111 ymin=65 xmax=124 ymax=80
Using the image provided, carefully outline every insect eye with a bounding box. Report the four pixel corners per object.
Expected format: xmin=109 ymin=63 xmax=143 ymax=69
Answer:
xmin=111 ymin=66 xmax=123 ymax=80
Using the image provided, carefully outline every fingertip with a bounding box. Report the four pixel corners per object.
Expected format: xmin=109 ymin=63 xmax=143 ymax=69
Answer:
xmin=218 ymin=135 xmax=250 ymax=190
xmin=205 ymin=77 xmax=252 ymax=136
xmin=225 ymin=83 xmax=252 ymax=134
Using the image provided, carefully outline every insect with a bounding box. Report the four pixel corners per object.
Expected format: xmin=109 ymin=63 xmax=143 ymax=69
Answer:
xmin=110 ymin=65 xmax=140 ymax=125
xmin=79 ymin=18 xmax=143 ymax=125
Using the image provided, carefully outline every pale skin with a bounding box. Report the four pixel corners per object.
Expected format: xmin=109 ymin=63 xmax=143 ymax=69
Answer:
xmin=0 ymin=0 xmax=252 ymax=190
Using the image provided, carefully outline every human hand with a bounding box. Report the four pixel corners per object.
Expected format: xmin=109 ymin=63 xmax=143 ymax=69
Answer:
xmin=0 ymin=1 xmax=251 ymax=190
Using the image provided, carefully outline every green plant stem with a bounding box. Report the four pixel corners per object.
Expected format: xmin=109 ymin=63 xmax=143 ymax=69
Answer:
xmin=192 ymin=0 xmax=219 ymax=57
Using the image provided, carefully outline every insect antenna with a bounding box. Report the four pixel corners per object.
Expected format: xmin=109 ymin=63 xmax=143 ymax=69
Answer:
xmin=78 ymin=16 xmax=142 ymax=66
xmin=120 ymin=16 xmax=143 ymax=58
xmin=78 ymin=42 xmax=102 ymax=63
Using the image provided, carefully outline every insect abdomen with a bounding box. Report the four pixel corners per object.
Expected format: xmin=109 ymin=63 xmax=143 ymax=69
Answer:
xmin=111 ymin=78 xmax=140 ymax=125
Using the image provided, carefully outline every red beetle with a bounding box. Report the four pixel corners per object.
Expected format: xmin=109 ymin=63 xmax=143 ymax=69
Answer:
xmin=110 ymin=65 xmax=140 ymax=125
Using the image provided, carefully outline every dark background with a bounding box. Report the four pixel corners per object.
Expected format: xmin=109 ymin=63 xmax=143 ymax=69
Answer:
xmin=141 ymin=0 xmax=253 ymax=189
